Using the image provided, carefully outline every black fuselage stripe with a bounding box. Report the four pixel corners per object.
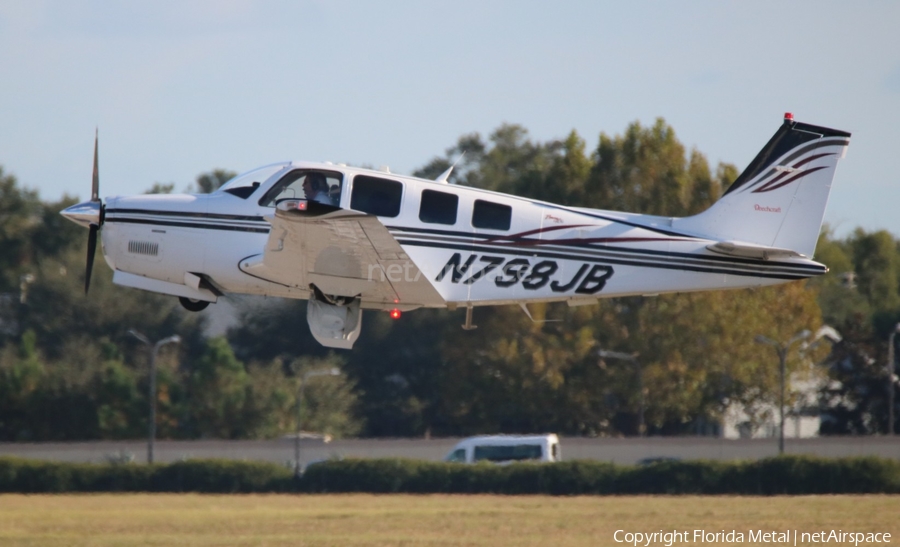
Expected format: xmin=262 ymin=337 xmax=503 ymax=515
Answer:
xmin=395 ymin=232 xmax=820 ymax=273
xmin=106 ymin=217 xmax=270 ymax=233
xmin=396 ymin=239 xmax=816 ymax=280
xmin=397 ymin=233 xmax=813 ymax=275
xmin=387 ymin=229 xmax=823 ymax=273
xmin=106 ymin=208 xmax=267 ymax=222
xmin=500 ymin=243 xmax=809 ymax=275
xmin=537 ymin=205 xmax=692 ymax=237
xmin=109 ymin=215 xmax=265 ymax=228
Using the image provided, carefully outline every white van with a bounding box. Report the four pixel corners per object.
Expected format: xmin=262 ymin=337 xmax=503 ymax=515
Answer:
xmin=443 ymin=434 xmax=561 ymax=464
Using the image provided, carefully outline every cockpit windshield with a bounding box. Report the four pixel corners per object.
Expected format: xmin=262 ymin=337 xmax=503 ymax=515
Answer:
xmin=258 ymin=169 xmax=344 ymax=207
xmin=217 ymin=163 xmax=291 ymax=198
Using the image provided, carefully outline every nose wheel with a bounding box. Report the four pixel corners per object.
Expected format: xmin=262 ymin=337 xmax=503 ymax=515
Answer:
xmin=179 ymin=297 xmax=210 ymax=312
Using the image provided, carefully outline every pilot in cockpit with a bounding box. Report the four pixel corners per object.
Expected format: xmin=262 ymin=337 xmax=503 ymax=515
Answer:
xmin=303 ymin=172 xmax=336 ymax=206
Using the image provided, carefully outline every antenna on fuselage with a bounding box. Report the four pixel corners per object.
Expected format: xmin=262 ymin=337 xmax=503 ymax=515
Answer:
xmin=519 ymin=303 xmax=561 ymax=324
xmin=434 ymin=151 xmax=466 ymax=184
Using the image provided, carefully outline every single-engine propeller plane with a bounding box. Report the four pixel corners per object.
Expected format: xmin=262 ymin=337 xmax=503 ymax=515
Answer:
xmin=62 ymin=114 xmax=850 ymax=348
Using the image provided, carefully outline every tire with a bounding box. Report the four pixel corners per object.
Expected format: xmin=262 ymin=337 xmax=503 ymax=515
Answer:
xmin=179 ymin=297 xmax=210 ymax=312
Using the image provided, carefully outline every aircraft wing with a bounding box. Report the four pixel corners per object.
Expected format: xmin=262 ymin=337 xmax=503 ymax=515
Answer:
xmin=241 ymin=200 xmax=445 ymax=308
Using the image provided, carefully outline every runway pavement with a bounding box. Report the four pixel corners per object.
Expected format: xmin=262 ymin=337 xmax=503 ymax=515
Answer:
xmin=1 ymin=436 xmax=898 ymax=466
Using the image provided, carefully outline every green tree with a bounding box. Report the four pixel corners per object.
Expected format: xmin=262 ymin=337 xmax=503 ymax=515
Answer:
xmin=817 ymin=315 xmax=883 ymax=434
xmin=145 ymin=182 xmax=175 ymax=194
xmin=588 ymin=118 xmax=687 ymax=214
xmin=513 ymin=130 xmax=592 ymax=206
xmin=186 ymin=337 xmax=250 ymax=438
xmin=413 ymin=133 xmax=486 ymax=186
xmin=0 ymin=331 xmax=45 ymax=439
xmin=587 ymin=118 xmax=735 ymax=215
xmin=848 ymin=229 xmax=900 ymax=313
xmin=238 ymin=359 xmax=297 ymax=438
xmin=194 ymin=169 xmax=237 ymax=193
xmin=94 ymin=356 xmax=142 ymax=438
xmin=20 ymin=240 xmax=206 ymax=361
xmin=438 ymin=303 xmax=600 ymax=435
xmin=291 ymin=354 xmax=363 ymax=438
xmin=809 ymin=228 xmax=900 ymax=435
xmin=228 ymin=299 xmax=434 ymax=437
xmin=0 ymin=167 xmax=44 ymax=292
xmin=418 ymin=119 xmax=820 ymax=436
xmin=433 ymin=282 xmax=823 ymax=437
xmin=810 ymin=228 xmax=870 ymax=328
xmin=476 ymin=124 xmax=555 ymax=196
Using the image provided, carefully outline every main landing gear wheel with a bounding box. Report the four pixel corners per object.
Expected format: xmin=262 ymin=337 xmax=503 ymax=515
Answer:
xmin=179 ymin=297 xmax=210 ymax=312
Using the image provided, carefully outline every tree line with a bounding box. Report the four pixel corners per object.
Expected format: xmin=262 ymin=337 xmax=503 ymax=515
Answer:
xmin=1 ymin=118 xmax=898 ymax=440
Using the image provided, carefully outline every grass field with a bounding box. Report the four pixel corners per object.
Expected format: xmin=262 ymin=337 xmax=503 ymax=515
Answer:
xmin=0 ymin=494 xmax=898 ymax=546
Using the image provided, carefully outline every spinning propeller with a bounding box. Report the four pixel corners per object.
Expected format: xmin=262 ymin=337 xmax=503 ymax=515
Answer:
xmin=60 ymin=130 xmax=104 ymax=294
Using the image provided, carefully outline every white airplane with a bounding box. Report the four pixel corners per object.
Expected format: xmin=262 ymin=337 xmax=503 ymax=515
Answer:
xmin=62 ymin=114 xmax=850 ymax=349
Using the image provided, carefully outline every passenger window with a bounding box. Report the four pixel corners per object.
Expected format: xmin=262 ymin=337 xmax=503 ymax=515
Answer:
xmin=419 ymin=189 xmax=458 ymax=225
xmin=473 ymin=444 xmax=542 ymax=462
xmin=258 ymin=170 xmax=343 ymax=207
xmin=472 ymin=199 xmax=512 ymax=230
xmin=351 ymin=175 xmax=403 ymax=217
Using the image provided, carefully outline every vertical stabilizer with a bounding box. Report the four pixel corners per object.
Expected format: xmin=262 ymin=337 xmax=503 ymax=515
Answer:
xmin=674 ymin=114 xmax=850 ymax=258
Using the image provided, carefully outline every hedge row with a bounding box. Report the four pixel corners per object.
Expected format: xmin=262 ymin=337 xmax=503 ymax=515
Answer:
xmin=301 ymin=456 xmax=900 ymax=495
xmin=0 ymin=458 xmax=294 ymax=493
xmin=0 ymin=455 xmax=898 ymax=494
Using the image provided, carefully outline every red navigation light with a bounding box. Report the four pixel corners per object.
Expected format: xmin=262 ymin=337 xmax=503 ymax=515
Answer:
xmin=784 ymin=112 xmax=794 ymax=122
xmin=390 ymin=308 xmax=401 ymax=320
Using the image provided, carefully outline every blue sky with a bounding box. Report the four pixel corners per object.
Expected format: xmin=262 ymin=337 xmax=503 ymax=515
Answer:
xmin=1 ymin=1 xmax=898 ymax=238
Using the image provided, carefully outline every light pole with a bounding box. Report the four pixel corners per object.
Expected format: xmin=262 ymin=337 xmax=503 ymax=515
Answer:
xmin=597 ymin=349 xmax=644 ymax=436
xmin=294 ymin=367 xmax=341 ymax=475
xmin=18 ymin=273 xmax=34 ymax=304
xmin=888 ymin=323 xmax=900 ymax=436
xmin=755 ymin=330 xmax=811 ymax=455
xmin=129 ymin=329 xmax=181 ymax=464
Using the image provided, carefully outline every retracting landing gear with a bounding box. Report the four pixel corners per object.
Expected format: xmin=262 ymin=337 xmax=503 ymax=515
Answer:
xmin=179 ymin=297 xmax=210 ymax=312
xmin=307 ymin=285 xmax=362 ymax=349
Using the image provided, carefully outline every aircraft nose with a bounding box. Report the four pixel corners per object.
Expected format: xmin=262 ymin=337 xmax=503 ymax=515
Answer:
xmin=60 ymin=200 xmax=101 ymax=229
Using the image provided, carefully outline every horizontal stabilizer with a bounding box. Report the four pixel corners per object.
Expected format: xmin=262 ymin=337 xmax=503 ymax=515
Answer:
xmin=707 ymin=241 xmax=804 ymax=260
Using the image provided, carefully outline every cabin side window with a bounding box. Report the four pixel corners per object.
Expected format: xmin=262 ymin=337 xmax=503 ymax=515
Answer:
xmin=350 ymin=175 xmax=404 ymax=218
xmin=419 ymin=189 xmax=459 ymax=225
xmin=472 ymin=199 xmax=512 ymax=231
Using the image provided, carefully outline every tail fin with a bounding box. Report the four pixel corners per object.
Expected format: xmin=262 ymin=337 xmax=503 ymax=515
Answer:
xmin=674 ymin=114 xmax=850 ymax=258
